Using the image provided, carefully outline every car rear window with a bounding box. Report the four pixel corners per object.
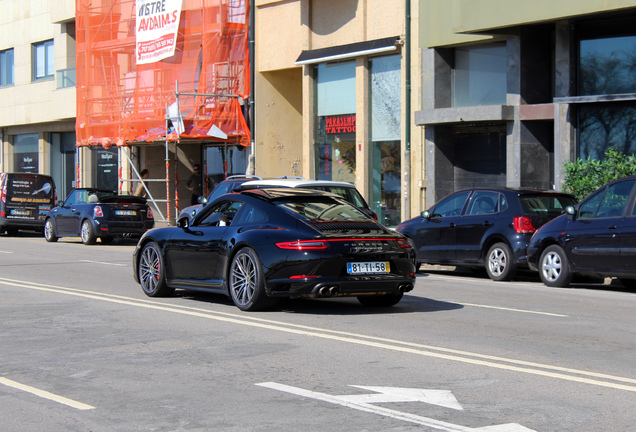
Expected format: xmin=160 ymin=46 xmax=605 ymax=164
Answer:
xmin=303 ymin=186 xmax=366 ymax=208
xmin=519 ymin=195 xmax=576 ymax=216
xmin=274 ymin=197 xmax=370 ymax=222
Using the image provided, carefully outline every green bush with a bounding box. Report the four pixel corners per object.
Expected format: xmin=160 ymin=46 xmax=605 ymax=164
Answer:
xmin=563 ymin=148 xmax=636 ymax=201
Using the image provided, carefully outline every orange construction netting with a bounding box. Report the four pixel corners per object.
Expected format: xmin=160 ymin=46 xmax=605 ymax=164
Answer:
xmin=76 ymin=0 xmax=251 ymax=148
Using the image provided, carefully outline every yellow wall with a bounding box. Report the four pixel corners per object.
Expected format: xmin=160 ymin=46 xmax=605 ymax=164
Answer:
xmin=421 ymin=0 xmax=636 ymax=47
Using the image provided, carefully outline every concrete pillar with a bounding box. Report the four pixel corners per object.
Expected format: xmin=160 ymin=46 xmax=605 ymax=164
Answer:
xmin=301 ymin=64 xmax=315 ymax=177
xmin=506 ymin=37 xmax=521 ymax=188
xmin=355 ymin=57 xmax=371 ymax=201
xmin=554 ymin=20 xmax=575 ymax=189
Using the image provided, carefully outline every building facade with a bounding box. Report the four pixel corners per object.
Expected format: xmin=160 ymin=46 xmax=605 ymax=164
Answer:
xmin=254 ymin=0 xmax=423 ymax=225
xmin=417 ymin=0 xmax=636 ymax=207
xmin=0 ymin=0 xmax=77 ymax=199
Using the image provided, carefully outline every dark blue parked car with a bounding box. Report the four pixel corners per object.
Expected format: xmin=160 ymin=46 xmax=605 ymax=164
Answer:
xmin=528 ymin=176 xmax=636 ymax=287
xmin=397 ymin=188 xmax=576 ymax=281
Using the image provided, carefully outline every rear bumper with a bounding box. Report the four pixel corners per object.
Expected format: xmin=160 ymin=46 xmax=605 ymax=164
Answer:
xmin=0 ymin=216 xmax=45 ymax=231
xmin=266 ymin=275 xmax=416 ymax=298
xmin=94 ymin=219 xmax=154 ymax=237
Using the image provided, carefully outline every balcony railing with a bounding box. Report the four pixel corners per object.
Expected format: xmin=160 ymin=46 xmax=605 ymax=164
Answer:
xmin=56 ymin=67 xmax=76 ymax=89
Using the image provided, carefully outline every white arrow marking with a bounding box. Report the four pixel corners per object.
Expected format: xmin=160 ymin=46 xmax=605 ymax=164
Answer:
xmin=338 ymin=385 xmax=463 ymax=411
xmin=256 ymin=382 xmax=537 ymax=432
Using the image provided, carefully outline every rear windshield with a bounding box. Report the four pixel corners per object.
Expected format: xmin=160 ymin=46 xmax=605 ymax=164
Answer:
xmin=519 ymin=195 xmax=576 ymax=216
xmin=302 ymin=186 xmax=366 ymax=208
xmin=3 ymin=174 xmax=55 ymax=204
xmin=274 ymin=197 xmax=370 ymax=222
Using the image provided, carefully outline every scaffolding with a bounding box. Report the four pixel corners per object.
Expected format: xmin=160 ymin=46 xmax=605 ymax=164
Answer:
xmin=75 ymin=0 xmax=251 ymax=223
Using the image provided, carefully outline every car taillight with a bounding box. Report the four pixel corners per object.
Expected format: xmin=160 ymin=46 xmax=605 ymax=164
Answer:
xmin=372 ymin=212 xmax=378 ymax=220
xmin=147 ymin=207 xmax=154 ymax=219
xmin=94 ymin=206 xmax=104 ymax=218
xmin=397 ymin=239 xmax=412 ymax=249
xmin=513 ymin=216 xmax=536 ymax=234
xmin=276 ymin=240 xmax=328 ymax=250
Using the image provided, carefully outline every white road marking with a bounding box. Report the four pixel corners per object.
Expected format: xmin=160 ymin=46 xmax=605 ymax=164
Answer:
xmin=0 ymin=250 xmax=13 ymax=253
xmin=337 ymin=386 xmax=463 ymax=410
xmin=79 ymin=260 xmax=126 ymax=266
xmin=0 ymin=377 xmax=95 ymax=410
xmin=256 ymin=382 xmax=535 ymax=432
xmin=1 ymin=276 xmax=635 ymax=393
xmin=458 ymin=302 xmax=568 ymax=317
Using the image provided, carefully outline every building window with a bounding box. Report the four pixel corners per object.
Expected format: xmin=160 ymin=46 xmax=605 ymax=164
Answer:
xmin=578 ymin=103 xmax=636 ymax=160
xmin=453 ymin=43 xmax=507 ymax=107
xmin=370 ymin=54 xmax=401 ymax=226
xmin=0 ymin=48 xmax=14 ymax=86
xmin=579 ymin=35 xmax=636 ymax=96
xmin=14 ymin=134 xmax=39 ymax=173
xmin=32 ymin=39 xmax=54 ymax=81
xmin=314 ymin=61 xmax=356 ymax=182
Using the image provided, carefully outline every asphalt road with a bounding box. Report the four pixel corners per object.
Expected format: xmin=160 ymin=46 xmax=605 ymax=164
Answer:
xmin=1 ymin=232 xmax=635 ymax=432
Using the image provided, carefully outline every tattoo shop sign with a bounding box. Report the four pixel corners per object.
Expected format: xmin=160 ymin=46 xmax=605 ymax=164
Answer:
xmin=136 ymin=0 xmax=182 ymax=64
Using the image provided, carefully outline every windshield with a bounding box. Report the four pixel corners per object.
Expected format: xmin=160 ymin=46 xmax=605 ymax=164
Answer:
xmin=274 ymin=197 xmax=370 ymax=222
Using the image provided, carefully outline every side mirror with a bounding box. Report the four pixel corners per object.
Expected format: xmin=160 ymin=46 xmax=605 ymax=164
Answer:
xmin=566 ymin=205 xmax=576 ymax=220
xmin=57 ymin=200 xmax=64 ymax=207
xmin=421 ymin=210 xmax=430 ymax=219
xmin=198 ymin=196 xmax=208 ymax=205
xmin=177 ymin=216 xmax=190 ymax=229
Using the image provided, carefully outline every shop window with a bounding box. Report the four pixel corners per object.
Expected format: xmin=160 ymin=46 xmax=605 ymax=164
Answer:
xmin=51 ymin=132 xmax=76 ymax=198
xmin=13 ymin=134 xmax=39 ymax=173
xmin=314 ymin=61 xmax=356 ymax=182
xmin=453 ymin=43 xmax=507 ymax=107
xmin=32 ymin=39 xmax=54 ymax=81
xmin=205 ymin=145 xmax=248 ymax=189
xmin=370 ymin=55 xmax=401 ymax=226
xmin=92 ymin=147 xmax=118 ymax=191
xmin=0 ymin=48 xmax=14 ymax=86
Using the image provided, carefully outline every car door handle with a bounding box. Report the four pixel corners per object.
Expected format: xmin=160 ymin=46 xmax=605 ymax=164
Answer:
xmin=608 ymin=225 xmax=618 ymax=230
xmin=482 ymin=221 xmax=493 ymax=227
xmin=448 ymin=223 xmax=456 ymax=228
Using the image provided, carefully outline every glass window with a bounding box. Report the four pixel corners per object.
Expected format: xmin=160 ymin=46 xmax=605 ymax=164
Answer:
xmin=14 ymin=133 xmax=39 ymax=173
xmin=32 ymin=40 xmax=54 ymax=81
xmin=275 ymin=197 xmax=368 ymax=222
xmin=0 ymin=48 xmax=14 ymax=86
xmin=205 ymin=145 xmax=248 ymax=188
xmin=370 ymin=54 xmax=401 ymax=226
xmin=519 ymin=194 xmax=577 ymax=217
xmin=314 ymin=62 xmax=356 ymax=183
xmin=579 ymin=35 xmax=636 ymax=96
xmin=92 ymin=147 xmax=118 ymax=191
xmin=467 ymin=191 xmax=499 ymax=215
xmin=232 ymin=204 xmax=268 ymax=225
xmin=198 ymin=200 xmax=244 ymax=226
xmin=578 ymin=104 xmax=636 ymax=160
xmin=579 ymin=180 xmax=635 ymax=219
xmin=453 ymin=43 xmax=507 ymax=107
xmin=431 ymin=191 xmax=471 ymax=218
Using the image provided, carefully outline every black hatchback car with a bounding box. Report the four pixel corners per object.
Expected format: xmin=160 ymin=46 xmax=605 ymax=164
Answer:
xmin=396 ymin=188 xmax=577 ymax=281
xmin=528 ymin=176 xmax=636 ymax=287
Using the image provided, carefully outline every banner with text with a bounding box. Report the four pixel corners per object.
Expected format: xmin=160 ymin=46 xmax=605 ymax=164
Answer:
xmin=136 ymin=0 xmax=182 ymax=65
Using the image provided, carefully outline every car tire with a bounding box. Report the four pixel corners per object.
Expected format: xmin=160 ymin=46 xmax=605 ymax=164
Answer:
xmin=44 ymin=219 xmax=58 ymax=242
xmin=138 ymin=242 xmax=174 ymax=297
xmin=80 ymin=220 xmax=97 ymax=245
xmin=357 ymin=292 xmax=403 ymax=307
xmin=229 ymin=247 xmax=275 ymax=311
xmin=486 ymin=242 xmax=517 ymax=281
xmin=539 ymin=245 xmax=573 ymax=288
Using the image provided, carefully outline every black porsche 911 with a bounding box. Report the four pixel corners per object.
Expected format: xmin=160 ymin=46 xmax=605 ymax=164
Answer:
xmin=133 ymin=188 xmax=416 ymax=311
xmin=44 ymin=188 xmax=154 ymax=245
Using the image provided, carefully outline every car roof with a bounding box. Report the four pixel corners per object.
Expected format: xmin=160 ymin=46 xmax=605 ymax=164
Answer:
xmin=240 ymin=178 xmax=357 ymax=189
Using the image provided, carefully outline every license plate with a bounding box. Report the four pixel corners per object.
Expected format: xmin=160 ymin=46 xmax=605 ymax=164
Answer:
xmin=347 ymin=262 xmax=390 ymax=274
xmin=115 ymin=210 xmax=137 ymax=216
xmin=10 ymin=209 xmax=30 ymax=216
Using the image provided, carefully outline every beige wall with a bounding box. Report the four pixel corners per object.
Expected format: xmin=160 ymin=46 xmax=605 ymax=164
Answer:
xmin=0 ymin=0 xmax=76 ymax=129
xmin=421 ymin=0 xmax=636 ymax=47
